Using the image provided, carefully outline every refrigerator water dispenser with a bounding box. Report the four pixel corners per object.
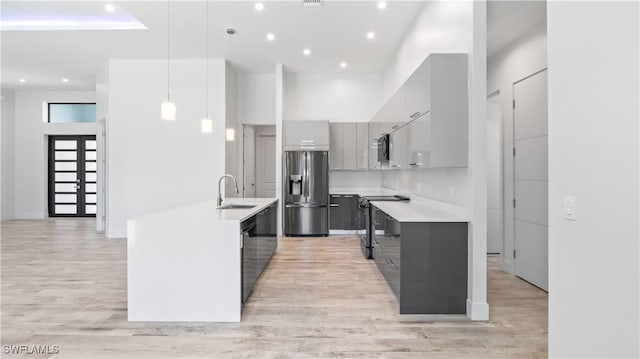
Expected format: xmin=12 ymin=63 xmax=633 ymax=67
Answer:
xmin=289 ymin=175 xmax=302 ymax=195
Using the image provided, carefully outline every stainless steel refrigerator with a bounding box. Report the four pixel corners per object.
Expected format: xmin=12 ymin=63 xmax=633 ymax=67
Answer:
xmin=284 ymin=151 xmax=329 ymax=236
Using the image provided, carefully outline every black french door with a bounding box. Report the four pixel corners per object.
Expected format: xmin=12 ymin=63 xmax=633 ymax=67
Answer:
xmin=48 ymin=135 xmax=97 ymax=217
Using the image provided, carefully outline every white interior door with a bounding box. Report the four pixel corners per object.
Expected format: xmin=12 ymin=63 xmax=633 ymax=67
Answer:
xmin=256 ymin=126 xmax=276 ymax=198
xmin=243 ymin=126 xmax=256 ymax=198
xmin=487 ymin=92 xmax=503 ymax=254
xmin=513 ymin=69 xmax=548 ymax=291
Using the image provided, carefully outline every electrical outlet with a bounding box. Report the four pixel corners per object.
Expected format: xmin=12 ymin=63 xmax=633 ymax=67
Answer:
xmin=563 ymin=196 xmax=577 ymax=221
xmin=449 ymin=186 xmax=455 ymax=197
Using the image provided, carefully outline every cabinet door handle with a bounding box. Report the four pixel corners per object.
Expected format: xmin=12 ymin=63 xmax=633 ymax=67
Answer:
xmin=342 ymin=195 xmax=354 ymax=198
xmin=330 ymin=204 xmax=339 ymax=207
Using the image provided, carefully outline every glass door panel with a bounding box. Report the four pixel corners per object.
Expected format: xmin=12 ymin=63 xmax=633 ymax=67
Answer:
xmin=48 ymin=135 xmax=97 ymax=217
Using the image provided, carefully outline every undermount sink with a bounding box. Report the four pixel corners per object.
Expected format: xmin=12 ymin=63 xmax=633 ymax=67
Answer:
xmin=217 ymin=204 xmax=256 ymax=210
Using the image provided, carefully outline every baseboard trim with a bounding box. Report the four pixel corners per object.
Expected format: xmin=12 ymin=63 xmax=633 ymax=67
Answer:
xmin=466 ymin=299 xmax=489 ymax=321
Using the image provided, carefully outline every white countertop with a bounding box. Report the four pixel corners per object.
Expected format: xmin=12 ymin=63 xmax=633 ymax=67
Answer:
xmin=371 ymin=200 xmax=468 ymax=223
xmin=132 ymin=197 xmax=278 ymax=223
xmin=330 ymin=187 xmax=468 ymax=222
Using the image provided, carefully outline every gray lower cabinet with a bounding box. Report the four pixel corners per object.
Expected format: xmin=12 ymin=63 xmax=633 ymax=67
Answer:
xmin=372 ymin=206 xmax=468 ymax=314
xmin=242 ymin=202 xmax=278 ymax=304
xmin=329 ymin=194 xmax=364 ymax=230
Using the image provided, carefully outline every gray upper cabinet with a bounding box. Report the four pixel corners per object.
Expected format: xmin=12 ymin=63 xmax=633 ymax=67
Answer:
xmin=342 ymin=123 xmax=357 ymax=170
xmin=329 ymin=122 xmax=369 ymax=171
xmin=368 ymin=53 xmax=468 ymax=168
xmin=428 ymin=54 xmax=468 ymax=167
xmin=329 ymin=123 xmax=343 ymax=170
xmin=284 ymin=120 xmax=330 ymax=151
xmin=356 ymin=123 xmax=369 ymax=170
xmin=368 ymin=122 xmax=385 ymax=170
xmin=407 ymin=112 xmax=431 ymax=168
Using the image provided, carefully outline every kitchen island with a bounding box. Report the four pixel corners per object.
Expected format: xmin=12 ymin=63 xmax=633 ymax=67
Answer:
xmin=127 ymin=198 xmax=278 ymax=322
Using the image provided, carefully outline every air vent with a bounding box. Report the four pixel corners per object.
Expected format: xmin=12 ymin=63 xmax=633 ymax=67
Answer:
xmin=303 ymin=0 xmax=322 ymax=7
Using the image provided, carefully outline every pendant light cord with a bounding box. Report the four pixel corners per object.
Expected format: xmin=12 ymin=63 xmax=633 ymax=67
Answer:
xmin=167 ymin=0 xmax=171 ymax=101
xmin=205 ymin=0 xmax=209 ymax=119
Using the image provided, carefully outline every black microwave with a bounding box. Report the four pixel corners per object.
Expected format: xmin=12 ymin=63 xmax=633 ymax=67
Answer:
xmin=377 ymin=134 xmax=390 ymax=162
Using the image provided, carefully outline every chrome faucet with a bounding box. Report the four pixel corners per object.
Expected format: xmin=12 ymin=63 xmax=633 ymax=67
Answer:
xmin=218 ymin=174 xmax=240 ymax=206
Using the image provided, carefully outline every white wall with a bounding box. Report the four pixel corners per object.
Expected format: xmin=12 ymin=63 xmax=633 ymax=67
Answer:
xmin=379 ymin=0 xmax=488 ymax=320
xmin=13 ymin=91 xmax=96 ymax=219
xmin=107 ymin=59 xmax=227 ymax=238
xmin=285 ymin=72 xmax=381 ymax=123
xmin=547 ymin=2 xmax=639 ymax=357
xmin=329 ymin=171 xmax=382 ymax=189
xmin=1 ymin=89 xmax=16 ymax=220
xmin=237 ymin=73 xmax=276 ymax=125
xmin=487 ymin=22 xmax=547 ymax=272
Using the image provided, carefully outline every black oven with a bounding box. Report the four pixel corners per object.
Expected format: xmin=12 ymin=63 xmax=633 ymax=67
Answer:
xmin=377 ymin=134 xmax=390 ymax=162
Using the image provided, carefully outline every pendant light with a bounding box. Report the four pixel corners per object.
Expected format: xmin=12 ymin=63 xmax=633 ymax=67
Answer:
xmin=201 ymin=0 xmax=213 ymax=133
xmin=161 ymin=0 xmax=177 ymax=121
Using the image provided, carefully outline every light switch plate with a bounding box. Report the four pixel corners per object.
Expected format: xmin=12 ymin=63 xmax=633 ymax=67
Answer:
xmin=563 ymin=196 xmax=577 ymax=221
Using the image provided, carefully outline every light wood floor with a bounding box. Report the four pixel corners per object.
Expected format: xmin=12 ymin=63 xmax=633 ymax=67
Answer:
xmin=1 ymin=219 xmax=547 ymax=358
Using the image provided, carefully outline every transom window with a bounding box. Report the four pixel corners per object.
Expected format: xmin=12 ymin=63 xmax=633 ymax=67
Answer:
xmin=48 ymin=103 xmax=96 ymax=123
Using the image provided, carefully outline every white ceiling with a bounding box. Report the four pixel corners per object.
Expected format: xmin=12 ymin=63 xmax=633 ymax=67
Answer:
xmin=487 ymin=0 xmax=546 ymax=58
xmin=1 ymin=1 xmax=547 ymax=92
xmin=0 ymin=1 xmax=424 ymax=91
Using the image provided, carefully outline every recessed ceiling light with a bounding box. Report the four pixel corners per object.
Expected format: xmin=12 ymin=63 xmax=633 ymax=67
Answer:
xmin=377 ymin=2 xmax=387 ymax=10
xmin=340 ymin=62 xmax=347 ymax=69
xmin=303 ymin=48 xmax=311 ymax=56
xmin=19 ymin=78 xmax=26 ymax=83
xmin=266 ymin=33 xmax=275 ymax=41
xmin=254 ymin=2 xmax=264 ymax=11
xmin=62 ymin=78 xmax=69 ymax=83
xmin=105 ymin=4 xmax=115 ymax=12
xmin=366 ymin=31 xmax=376 ymax=40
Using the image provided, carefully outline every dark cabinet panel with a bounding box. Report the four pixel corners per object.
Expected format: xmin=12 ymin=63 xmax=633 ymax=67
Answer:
xmin=241 ymin=219 xmax=257 ymax=304
xmin=256 ymin=203 xmax=278 ymax=274
xmin=329 ymin=195 xmax=347 ymax=229
xmin=329 ymin=194 xmax=363 ymax=230
xmin=242 ymin=202 xmax=278 ymax=305
xmin=372 ymin=205 xmax=468 ymax=315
